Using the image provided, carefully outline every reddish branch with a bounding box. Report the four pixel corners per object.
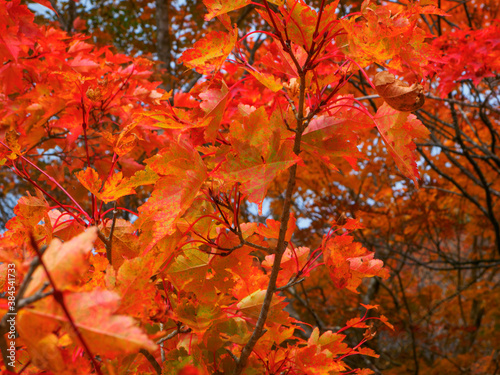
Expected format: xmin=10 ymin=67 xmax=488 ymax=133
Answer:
xmin=28 ymin=235 xmax=104 ymax=375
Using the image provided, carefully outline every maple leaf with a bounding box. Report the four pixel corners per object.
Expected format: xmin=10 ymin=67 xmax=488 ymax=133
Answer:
xmin=302 ymin=98 xmax=373 ymax=169
xmin=102 ymin=121 xmax=141 ymax=156
xmin=321 ymin=222 xmax=389 ymax=293
xmin=99 ymin=172 xmax=136 ymax=203
xmin=293 ymin=327 xmax=349 ymax=374
xmin=429 ymin=23 xmax=500 ymax=96
xmin=219 ymin=137 xmax=299 ymax=211
xmin=374 ymin=102 xmax=429 ymax=186
xmin=135 ymin=140 xmax=207 ymax=252
xmin=167 ymin=247 xmax=211 ymax=292
xmin=173 ymin=290 xmax=224 ymax=332
xmin=75 ymin=168 xmax=137 ymax=203
xmin=4 ymin=191 xmax=50 ymax=244
xmin=218 ymin=107 xmax=300 ymax=211
xmin=0 ymin=0 xmax=39 ymax=62
xmin=203 ymin=0 xmax=250 ymax=21
xmin=106 ymin=257 xmax=165 ymax=321
xmin=17 ymin=290 xmax=157 ymax=362
xmin=68 ymin=54 xmax=99 ymax=72
xmin=5 ymin=129 xmax=21 ymax=158
xmin=256 ymin=212 xmax=296 ymax=241
xmin=338 ymin=0 xmax=431 ymax=75
xmin=260 ymin=42 xmax=300 ymax=78
xmin=374 ymin=71 xmax=425 ymax=112
xmin=308 ymin=327 xmax=348 ymax=355
xmin=96 ymin=219 xmax=142 ymax=268
xmin=283 ymin=0 xmax=317 ymax=51
xmin=262 ymin=246 xmax=310 ymax=286
xmin=24 ymin=228 xmax=97 ymax=297
xmin=236 ymin=289 xmax=289 ymax=325
xmin=179 ymin=27 xmax=238 ymax=75
xmin=199 ymin=80 xmax=230 ymax=141
xmin=75 ymin=168 xmax=102 ymax=197
xmin=245 ymin=68 xmax=283 ymax=92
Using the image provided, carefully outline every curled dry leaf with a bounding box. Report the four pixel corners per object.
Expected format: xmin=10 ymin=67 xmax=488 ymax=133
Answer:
xmin=374 ymin=71 xmax=425 ymax=112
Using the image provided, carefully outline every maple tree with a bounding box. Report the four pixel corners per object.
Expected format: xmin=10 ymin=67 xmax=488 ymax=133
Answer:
xmin=0 ymin=0 xmax=498 ymax=374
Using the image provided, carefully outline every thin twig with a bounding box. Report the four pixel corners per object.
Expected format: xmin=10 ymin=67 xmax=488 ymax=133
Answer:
xmin=276 ymin=277 xmax=305 ymax=291
xmin=157 ymin=326 xmax=192 ymax=345
xmin=139 ymin=349 xmax=162 ymax=375
xmin=97 ymin=202 xmax=119 ymax=264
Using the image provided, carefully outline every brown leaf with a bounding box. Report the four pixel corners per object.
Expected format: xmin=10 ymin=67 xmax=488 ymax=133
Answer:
xmin=374 ymin=71 xmax=425 ymax=112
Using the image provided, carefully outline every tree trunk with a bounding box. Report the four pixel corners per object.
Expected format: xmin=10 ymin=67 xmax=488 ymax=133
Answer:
xmin=155 ymin=0 xmax=172 ymax=91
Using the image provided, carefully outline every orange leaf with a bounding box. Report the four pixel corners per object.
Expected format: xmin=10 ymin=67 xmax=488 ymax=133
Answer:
xmin=24 ymin=228 xmax=97 ymax=297
xmin=245 ymin=68 xmax=283 ymax=92
xmin=257 ymin=212 xmax=296 ymax=242
xmin=203 ymin=0 xmax=250 ymax=21
xmin=75 ymin=168 xmax=102 ymax=197
xmin=18 ymin=290 xmax=157 ymax=359
xmin=322 ymin=222 xmax=389 ymax=293
xmin=374 ymin=102 xmax=429 ymax=186
xmin=179 ymin=28 xmax=237 ymax=74
xmin=100 ymin=172 xmax=136 ymax=203
xmin=135 ymin=141 xmax=207 ymax=252
xmin=374 ymin=71 xmax=425 ymax=112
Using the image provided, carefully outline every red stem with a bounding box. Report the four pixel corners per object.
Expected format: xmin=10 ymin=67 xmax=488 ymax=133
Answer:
xmin=9 ymin=162 xmax=88 ymax=226
xmin=1 ymin=141 xmax=91 ymax=222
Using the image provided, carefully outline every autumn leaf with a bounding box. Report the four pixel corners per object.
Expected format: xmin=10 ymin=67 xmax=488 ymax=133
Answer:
xmin=199 ymin=80 xmax=230 ymax=141
xmin=107 ymin=257 xmax=165 ymax=321
xmin=99 ymin=172 xmax=136 ymax=203
xmin=262 ymin=246 xmax=310 ymax=286
xmin=374 ymin=102 xmax=429 ymax=186
xmin=321 ymin=222 xmax=389 ymax=293
xmin=4 ymin=191 xmax=50 ymax=244
xmin=374 ymin=71 xmax=425 ymax=112
xmin=302 ymin=98 xmax=372 ymax=169
xmin=245 ymin=68 xmax=283 ymax=92
xmin=75 ymin=168 xmax=102 ymax=197
xmin=203 ymin=0 xmax=250 ymax=21
xmin=293 ymin=328 xmax=349 ymax=373
xmin=5 ymin=129 xmax=21 ymax=159
xmin=17 ymin=290 xmax=157 ymax=361
xmin=282 ymin=0 xmax=317 ymax=50
xmin=219 ymin=136 xmax=299 ymax=211
xmin=167 ymin=247 xmax=211 ymax=291
xmin=256 ymin=211 xmax=296 ymax=241
xmin=338 ymin=0 xmax=431 ymax=74
xmin=76 ymin=168 xmax=136 ymax=203
xmin=135 ymin=140 xmax=207 ymax=252
xmin=236 ymin=289 xmax=289 ymax=325
xmin=218 ymin=107 xmax=300 ymax=211
xmin=180 ymin=27 xmax=238 ymax=74
xmin=24 ymin=228 xmax=97 ymax=297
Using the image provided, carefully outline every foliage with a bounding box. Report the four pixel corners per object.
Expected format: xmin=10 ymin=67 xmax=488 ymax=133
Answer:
xmin=0 ymin=0 xmax=498 ymax=374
